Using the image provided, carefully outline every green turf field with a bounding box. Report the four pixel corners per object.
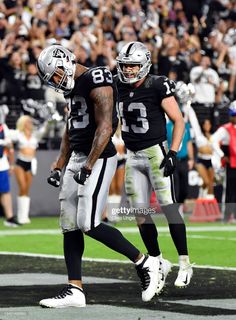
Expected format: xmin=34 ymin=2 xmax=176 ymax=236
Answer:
xmin=0 ymin=216 xmax=235 ymax=268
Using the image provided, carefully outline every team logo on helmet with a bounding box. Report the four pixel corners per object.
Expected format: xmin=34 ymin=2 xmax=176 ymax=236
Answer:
xmin=52 ymin=48 xmax=66 ymax=59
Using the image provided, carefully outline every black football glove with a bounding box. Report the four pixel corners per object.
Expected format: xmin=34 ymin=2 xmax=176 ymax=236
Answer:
xmin=159 ymin=150 xmax=177 ymax=177
xmin=73 ymin=166 xmax=92 ymax=185
xmin=47 ymin=168 xmax=61 ymax=187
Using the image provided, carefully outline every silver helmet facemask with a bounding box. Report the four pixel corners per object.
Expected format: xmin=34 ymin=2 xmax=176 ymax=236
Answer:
xmin=116 ymin=42 xmax=152 ymax=84
xmin=37 ymin=45 xmax=76 ymax=93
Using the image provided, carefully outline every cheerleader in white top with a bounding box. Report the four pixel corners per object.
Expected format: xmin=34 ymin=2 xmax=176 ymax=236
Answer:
xmin=10 ymin=115 xmax=48 ymax=224
xmin=195 ymin=119 xmax=224 ymax=198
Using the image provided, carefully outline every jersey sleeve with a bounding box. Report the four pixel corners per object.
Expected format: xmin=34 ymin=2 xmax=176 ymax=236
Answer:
xmin=86 ymin=67 xmax=114 ymax=90
xmin=156 ymin=76 xmax=176 ymax=100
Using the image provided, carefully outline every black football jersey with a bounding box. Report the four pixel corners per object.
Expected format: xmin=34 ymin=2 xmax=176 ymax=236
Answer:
xmin=65 ymin=66 xmax=118 ymax=158
xmin=116 ymin=75 xmax=176 ymax=151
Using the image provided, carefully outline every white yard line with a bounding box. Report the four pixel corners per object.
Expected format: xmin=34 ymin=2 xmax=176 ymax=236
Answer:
xmin=161 ymin=234 xmax=236 ymax=241
xmin=0 ymin=226 xmax=235 ymax=270
xmin=0 ymin=225 xmax=236 ymax=236
xmin=119 ymin=226 xmax=236 ymax=232
xmin=0 ymin=251 xmax=236 ymax=271
xmin=0 ymin=229 xmax=236 ymax=242
xmin=0 ymin=230 xmax=60 ymax=236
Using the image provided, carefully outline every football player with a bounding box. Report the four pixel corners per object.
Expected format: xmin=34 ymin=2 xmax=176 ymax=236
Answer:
xmin=36 ymin=44 xmax=160 ymax=308
xmin=116 ymin=41 xmax=193 ymax=293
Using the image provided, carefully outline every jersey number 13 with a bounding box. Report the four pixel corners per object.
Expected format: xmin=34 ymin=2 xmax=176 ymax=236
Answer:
xmin=119 ymin=102 xmax=149 ymax=133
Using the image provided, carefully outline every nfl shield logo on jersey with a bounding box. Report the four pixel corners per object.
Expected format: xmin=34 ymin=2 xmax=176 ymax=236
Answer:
xmin=130 ymin=92 xmax=134 ymax=97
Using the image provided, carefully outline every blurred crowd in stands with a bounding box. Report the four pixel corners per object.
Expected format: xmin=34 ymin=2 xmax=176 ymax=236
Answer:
xmin=1 ymin=0 xmax=236 ymax=224
xmin=0 ymin=0 xmax=236 ymax=121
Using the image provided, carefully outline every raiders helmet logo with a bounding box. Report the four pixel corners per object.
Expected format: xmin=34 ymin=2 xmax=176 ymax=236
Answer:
xmin=52 ymin=49 xmax=66 ymax=58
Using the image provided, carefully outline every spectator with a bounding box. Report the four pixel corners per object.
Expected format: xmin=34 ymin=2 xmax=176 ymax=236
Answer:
xmin=96 ymin=1 xmax=116 ymax=37
xmin=166 ymin=95 xmax=195 ymax=206
xmin=114 ymin=15 xmax=137 ymax=52
xmin=79 ymin=9 xmax=96 ymax=33
xmin=188 ymin=48 xmax=203 ymax=69
xmin=173 ymin=81 xmax=201 ymax=207
xmin=190 ymin=54 xmax=220 ymax=124
xmin=190 ymin=55 xmax=220 ymax=106
xmin=0 ymin=105 xmax=19 ymax=227
xmin=0 ymin=48 xmax=26 ymax=105
xmin=24 ymin=62 xmax=46 ymax=101
xmin=0 ymin=13 xmax=8 ymax=40
xmin=158 ymin=30 xmax=188 ymax=82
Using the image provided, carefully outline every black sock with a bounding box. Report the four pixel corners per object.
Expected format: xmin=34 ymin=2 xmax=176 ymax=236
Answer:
xmin=86 ymin=223 xmax=140 ymax=262
xmin=168 ymin=223 xmax=188 ymax=255
xmin=162 ymin=204 xmax=188 ymax=255
xmin=138 ymin=216 xmax=161 ymax=256
xmin=64 ymin=230 xmax=84 ymax=280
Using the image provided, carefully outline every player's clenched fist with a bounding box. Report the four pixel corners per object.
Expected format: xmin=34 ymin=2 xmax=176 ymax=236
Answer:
xmin=159 ymin=150 xmax=177 ymax=177
xmin=47 ymin=168 xmax=61 ymax=187
xmin=73 ymin=166 xmax=92 ymax=185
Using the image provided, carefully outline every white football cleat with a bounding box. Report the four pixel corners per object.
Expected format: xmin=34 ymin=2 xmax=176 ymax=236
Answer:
xmin=174 ymin=263 xmax=193 ymax=288
xmin=39 ymin=284 xmax=86 ymax=308
xmin=136 ymin=255 xmax=159 ymax=302
xmin=156 ymin=257 xmax=172 ymax=295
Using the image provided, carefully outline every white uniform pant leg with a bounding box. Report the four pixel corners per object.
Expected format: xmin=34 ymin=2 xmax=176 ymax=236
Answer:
xmin=125 ymin=150 xmax=152 ymax=209
xmin=77 ymin=155 xmax=117 ymax=232
xmin=59 ymin=152 xmax=117 ymax=233
xmin=143 ymin=143 xmax=176 ymax=206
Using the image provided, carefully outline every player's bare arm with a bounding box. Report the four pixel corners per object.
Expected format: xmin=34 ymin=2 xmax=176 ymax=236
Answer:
xmin=162 ymin=96 xmax=185 ymax=152
xmin=47 ymin=122 xmax=71 ymax=188
xmin=54 ymin=123 xmax=71 ymax=170
xmin=85 ymin=86 xmax=113 ymax=170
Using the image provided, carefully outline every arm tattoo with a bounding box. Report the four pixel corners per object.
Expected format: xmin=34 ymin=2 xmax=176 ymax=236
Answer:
xmin=56 ymin=123 xmax=71 ymax=169
xmin=86 ymin=86 xmax=113 ymax=169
